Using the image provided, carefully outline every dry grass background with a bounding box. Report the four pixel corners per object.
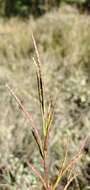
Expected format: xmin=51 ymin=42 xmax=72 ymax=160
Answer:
xmin=0 ymin=5 xmax=90 ymax=189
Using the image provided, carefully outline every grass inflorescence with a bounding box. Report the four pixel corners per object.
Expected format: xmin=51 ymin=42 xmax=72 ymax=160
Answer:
xmin=6 ymin=34 xmax=88 ymax=190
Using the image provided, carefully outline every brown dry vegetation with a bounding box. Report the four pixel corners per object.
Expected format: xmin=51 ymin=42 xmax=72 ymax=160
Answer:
xmin=0 ymin=5 xmax=90 ymax=190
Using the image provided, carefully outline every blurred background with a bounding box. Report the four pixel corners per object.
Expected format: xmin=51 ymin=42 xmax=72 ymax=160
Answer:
xmin=0 ymin=0 xmax=90 ymax=189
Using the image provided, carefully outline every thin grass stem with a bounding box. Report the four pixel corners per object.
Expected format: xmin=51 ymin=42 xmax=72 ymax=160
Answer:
xmin=6 ymin=84 xmax=44 ymax=159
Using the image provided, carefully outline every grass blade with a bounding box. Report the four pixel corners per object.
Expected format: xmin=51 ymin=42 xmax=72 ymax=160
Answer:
xmin=6 ymin=84 xmax=44 ymax=159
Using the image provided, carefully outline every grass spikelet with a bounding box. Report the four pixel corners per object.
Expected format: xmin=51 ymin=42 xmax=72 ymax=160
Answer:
xmin=32 ymin=34 xmax=45 ymax=116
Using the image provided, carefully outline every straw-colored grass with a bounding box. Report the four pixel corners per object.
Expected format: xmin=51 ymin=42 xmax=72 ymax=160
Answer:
xmin=0 ymin=5 xmax=90 ymax=190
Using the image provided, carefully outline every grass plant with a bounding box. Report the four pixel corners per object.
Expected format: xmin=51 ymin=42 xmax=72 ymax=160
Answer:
xmin=6 ymin=34 xmax=88 ymax=190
